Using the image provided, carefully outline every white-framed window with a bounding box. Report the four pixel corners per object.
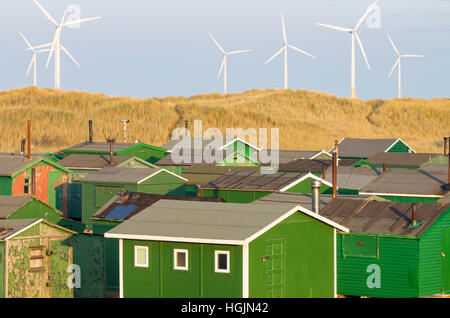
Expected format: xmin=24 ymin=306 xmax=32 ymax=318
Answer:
xmin=215 ymin=250 xmax=230 ymax=273
xmin=173 ymin=249 xmax=189 ymax=271
xmin=134 ymin=246 xmax=149 ymax=268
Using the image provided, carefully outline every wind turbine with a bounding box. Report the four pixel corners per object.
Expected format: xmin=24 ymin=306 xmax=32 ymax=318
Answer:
xmin=387 ymin=34 xmax=425 ymax=99
xmin=18 ymin=30 xmax=52 ymax=86
xmin=316 ymin=0 xmax=378 ymax=99
xmin=264 ymin=12 xmax=314 ymax=89
xmin=32 ymin=0 xmax=102 ymax=89
xmin=209 ymin=33 xmax=250 ymax=95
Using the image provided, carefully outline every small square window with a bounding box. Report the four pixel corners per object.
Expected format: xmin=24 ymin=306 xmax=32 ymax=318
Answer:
xmin=215 ymin=250 xmax=230 ymax=273
xmin=29 ymin=246 xmax=44 ymax=271
xmin=134 ymin=246 xmax=149 ymax=268
xmin=24 ymin=178 xmax=31 ymax=194
xmin=174 ymin=249 xmax=189 ymax=271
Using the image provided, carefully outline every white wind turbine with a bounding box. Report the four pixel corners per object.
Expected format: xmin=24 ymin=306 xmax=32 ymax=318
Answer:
xmin=316 ymin=0 xmax=378 ymax=99
xmin=387 ymin=34 xmax=425 ymax=99
xmin=264 ymin=12 xmax=314 ymax=89
xmin=18 ymin=30 xmax=52 ymax=86
xmin=32 ymin=0 xmax=102 ymax=89
xmin=209 ymin=33 xmax=251 ymax=95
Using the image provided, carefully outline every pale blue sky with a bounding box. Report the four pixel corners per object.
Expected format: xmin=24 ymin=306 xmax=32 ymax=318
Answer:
xmin=1 ymin=0 xmax=449 ymax=99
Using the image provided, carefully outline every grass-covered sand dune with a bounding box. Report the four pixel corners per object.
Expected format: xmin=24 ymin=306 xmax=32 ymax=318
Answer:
xmin=0 ymin=86 xmax=448 ymax=154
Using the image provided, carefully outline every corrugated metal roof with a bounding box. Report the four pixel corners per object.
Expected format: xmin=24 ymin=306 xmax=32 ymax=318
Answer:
xmin=320 ymin=198 xmax=449 ymax=236
xmin=81 ymin=166 xmax=163 ymax=184
xmin=366 ymin=152 xmax=439 ymax=167
xmin=181 ymin=165 xmax=260 ymax=186
xmin=0 ymin=196 xmax=33 ymax=218
xmin=202 ymin=170 xmax=307 ymax=191
xmin=0 ymin=218 xmax=39 ymax=240
xmin=360 ymin=169 xmax=448 ymax=196
xmin=92 ymin=191 xmax=225 ymax=221
xmin=324 ymin=166 xmax=383 ymax=190
xmin=331 ymin=138 xmax=399 ymax=158
xmin=58 ymin=154 xmax=134 ymax=169
xmin=279 ymin=158 xmax=357 ymax=173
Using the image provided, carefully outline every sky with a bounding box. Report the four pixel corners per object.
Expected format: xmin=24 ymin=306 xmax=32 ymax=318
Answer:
xmin=1 ymin=0 xmax=449 ymax=99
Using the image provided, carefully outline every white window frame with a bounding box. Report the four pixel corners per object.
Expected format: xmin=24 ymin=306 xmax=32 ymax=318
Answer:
xmin=134 ymin=246 xmax=149 ymax=268
xmin=173 ymin=249 xmax=189 ymax=271
xmin=215 ymin=250 xmax=230 ymax=273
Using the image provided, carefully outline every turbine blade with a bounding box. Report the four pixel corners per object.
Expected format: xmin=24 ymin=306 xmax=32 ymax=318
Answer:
xmin=26 ymin=55 xmax=36 ymax=78
xmin=18 ymin=30 xmax=34 ymax=50
xmin=60 ymin=9 xmax=67 ymax=25
xmin=355 ymin=32 xmax=370 ymax=70
xmin=60 ymin=44 xmax=80 ymax=68
xmin=26 ymin=42 xmax=53 ymax=51
xmin=208 ymin=33 xmax=225 ymax=54
xmin=62 ymin=16 xmax=102 ymax=27
xmin=227 ymin=49 xmax=251 ymax=55
xmin=217 ymin=56 xmax=226 ymax=79
xmin=387 ymin=57 xmax=400 ymax=78
xmin=316 ymin=23 xmax=352 ymax=33
xmin=45 ymin=33 xmax=58 ymax=69
xmin=288 ymin=45 xmax=315 ymax=58
xmin=401 ymin=54 xmax=425 ymax=58
xmin=33 ymin=0 xmax=58 ymax=25
xmin=263 ymin=46 xmax=284 ymax=65
xmin=281 ymin=12 xmax=287 ymax=44
xmin=387 ymin=34 xmax=400 ymax=56
xmin=355 ymin=0 xmax=379 ymax=30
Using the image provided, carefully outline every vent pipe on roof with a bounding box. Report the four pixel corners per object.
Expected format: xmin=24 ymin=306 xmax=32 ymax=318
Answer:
xmin=310 ymin=180 xmax=322 ymax=214
xmin=383 ymin=162 xmax=387 ymax=173
xmin=121 ymin=119 xmax=130 ymax=143
xmin=89 ymin=120 xmax=93 ymax=143
xmin=444 ymin=137 xmax=448 ymax=156
xmin=335 ymin=139 xmax=339 ymax=167
xmin=107 ymin=138 xmax=115 ymax=166
xmin=196 ymin=184 xmax=202 ymax=198
xmin=26 ymin=120 xmax=31 ymax=160
xmin=412 ymin=203 xmax=418 ymax=227
xmin=20 ymin=138 xmax=26 ymax=156
xmin=332 ymin=152 xmax=337 ymax=199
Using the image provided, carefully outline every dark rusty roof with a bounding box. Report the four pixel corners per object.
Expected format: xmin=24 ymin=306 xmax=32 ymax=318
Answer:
xmin=320 ymin=198 xmax=449 ymax=236
xmin=324 ymin=166 xmax=383 ymax=190
xmin=92 ymin=191 xmax=225 ymax=221
xmin=181 ymin=165 xmax=260 ymax=186
xmin=0 ymin=196 xmax=33 ymax=218
xmin=201 ymin=170 xmax=307 ymax=191
xmin=330 ymin=138 xmax=402 ymax=158
xmin=279 ymin=158 xmax=357 ymax=173
xmin=360 ymin=169 xmax=448 ymax=196
xmin=366 ymin=152 xmax=441 ymax=167
xmin=58 ymin=154 xmax=135 ymax=169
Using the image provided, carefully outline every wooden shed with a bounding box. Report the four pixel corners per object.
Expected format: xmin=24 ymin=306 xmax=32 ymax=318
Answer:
xmin=320 ymin=199 xmax=450 ymax=297
xmin=91 ymin=191 xmax=224 ymax=296
xmin=199 ymin=170 xmax=332 ymax=203
xmin=330 ymin=138 xmax=415 ymax=160
xmin=0 ymin=155 xmax=71 ymax=213
xmin=104 ymin=200 xmax=349 ymax=298
xmin=80 ymin=167 xmax=188 ymax=229
xmin=59 ymin=142 xmax=167 ymax=164
xmin=58 ymin=154 xmax=158 ymax=221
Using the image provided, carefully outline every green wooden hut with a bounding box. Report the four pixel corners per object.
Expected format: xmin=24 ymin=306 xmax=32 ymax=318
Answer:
xmin=59 ymin=142 xmax=167 ymax=164
xmin=0 ymin=155 xmax=72 ymax=213
xmin=104 ymin=200 xmax=349 ymax=298
xmin=91 ymin=191 xmax=224 ymax=296
xmin=58 ymin=154 xmax=158 ymax=221
xmin=360 ymin=168 xmax=448 ymax=203
xmin=320 ymin=198 xmax=450 ymax=297
xmin=199 ymin=171 xmax=332 ymax=203
xmin=330 ymin=138 xmax=415 ymax=160
xmin=80 ymin=167 xmax=187 ymax=230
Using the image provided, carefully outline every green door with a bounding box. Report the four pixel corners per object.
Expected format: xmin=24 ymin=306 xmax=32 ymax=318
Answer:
xmin=443 ymin=227 xmax=450 ymax=293
xmin=264 ymin=239 xmax=285 ymax=298
xmin=49 ymin=239 xmax=73 ymax=298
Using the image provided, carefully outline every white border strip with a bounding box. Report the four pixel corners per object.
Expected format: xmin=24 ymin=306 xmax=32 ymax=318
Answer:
xmin=219 ymin=137 xmax=261 ymax=152
xmin=279 ymin=172 xmax=333 ymax=192
xmin=119 ymin=239 xmax=123 ymax=298
xmin=3 ymin=219 xmax=43 ymax=241
xmin=384 ymin=138 xmax=416 ymax=154
xmin=359 ymin=192 xmax=443 ymax=198
xmin=137 ymin=168 xmax=187 ymax=184
xmin=105 ymin=233 xmax=245 ymax=245
xmin=242 ymin=244 xmax=249 ymax=298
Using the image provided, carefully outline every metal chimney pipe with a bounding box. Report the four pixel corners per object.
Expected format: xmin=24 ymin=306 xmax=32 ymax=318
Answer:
xmin=412 ymin=203 xmax=417 ymax=227
xmin=89 ymin=120 xmax=93 ymax=143
xmin=27 ymin=120 xmax=31 ymax=160
xmin=383 ymin=162 xmax=387 ymax=173
xmin=335 ymin=139 xmax=339 ymax=167
xmin=121 ymin=119 xmax=130 ymax=143
xmin=444 ymin=137 xmax=448 ymax=156
xmin=310 ymin=180 xmax=322 ymax=214
xmin=107 ymin=138 xmax=115 ymax=166
xmin=196 ymin=185 xmax=202 ymax=198
xmin=332 ymin=152 xmax=337 ymax=199
xmin=20 ymin=139 xmax=26 ymax=156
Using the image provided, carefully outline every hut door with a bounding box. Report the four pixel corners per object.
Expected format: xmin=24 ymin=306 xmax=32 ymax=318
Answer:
xmin=48 ymin=239 xmax=73 ymax=298
xmin=443 ymin=227 xmax=450 ymax=293
xmin=263 ymin=239 xmax=285 ymax=298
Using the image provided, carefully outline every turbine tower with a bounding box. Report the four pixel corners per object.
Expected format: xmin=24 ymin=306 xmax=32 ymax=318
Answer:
xmin=209 ymin=33 xmax=250 ymax=95
xmin=387 ymin=34 xmax=425 ymax=99
xmin=32 ymin=0 xmax=102 ymax=89
xmin=264 ymin=12 xmax=314 ymax=89
xmin=316 ymin=0 xmax=378 ymax=98
xmin=18 ymin=30 xmax=52 ymax=86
